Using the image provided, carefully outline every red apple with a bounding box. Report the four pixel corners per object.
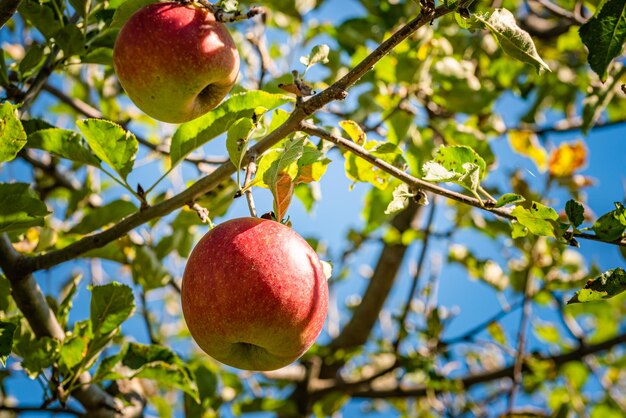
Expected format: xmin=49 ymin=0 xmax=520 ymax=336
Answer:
xmin=113 ymin=2 xmax=240 ymax=123
xmin=181 ymin=217 xmax=328 ymax=371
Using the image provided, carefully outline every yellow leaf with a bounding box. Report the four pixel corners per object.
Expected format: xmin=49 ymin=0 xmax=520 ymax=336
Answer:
xmin=508 ymin=130 xmax=547 ymax=171
xmin=339 ymin=120 xmax=366 ymax=145
xmin=548 ymin=141 xmax=587 ymax=177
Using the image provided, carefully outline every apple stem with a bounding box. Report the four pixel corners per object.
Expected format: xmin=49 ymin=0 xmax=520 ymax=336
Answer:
xmin=243 ymin=155 xmax=258 ymax=217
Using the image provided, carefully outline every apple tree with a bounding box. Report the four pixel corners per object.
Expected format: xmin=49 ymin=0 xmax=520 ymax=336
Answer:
xmin=1 ymin=0 xmax=626 ymax=416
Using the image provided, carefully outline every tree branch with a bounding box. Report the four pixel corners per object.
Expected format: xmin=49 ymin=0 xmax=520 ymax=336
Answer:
xmin=0 ymin=405 xmax=84 ymax=416
xmin=509 ymin=117 xmax=626 ymax=136
xmin=12 ymin=0 xmax=468 ymax=275
xmin=17 ymin=113 xmax=301 ymax=274
xmin=348 ymin=331 xmax=626 ymax=398
xmin=532 ymin=0 xmax=586 ymax=24
xmin=300 ymin=123 xmax=626 ymax=248
xmin=322 ymin=202 xmax=420 ymax=376
xmin=0 ymin=234 xmax=144 ymax=417
xmin=0 ymin=0 xmax=21 ymax=29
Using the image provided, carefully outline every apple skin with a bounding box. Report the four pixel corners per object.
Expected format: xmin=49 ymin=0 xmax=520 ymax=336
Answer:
xmin=113 ymin=2 xmax=240 ymax=123
xmin=181 ymin=217 xmax=328 ymax=371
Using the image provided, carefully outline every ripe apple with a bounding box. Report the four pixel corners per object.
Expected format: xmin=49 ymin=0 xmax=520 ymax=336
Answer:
xmin=113 ymin=2 xmax=240 ymax=123
xmin=181 ymin=217 xmax=328 ymax=371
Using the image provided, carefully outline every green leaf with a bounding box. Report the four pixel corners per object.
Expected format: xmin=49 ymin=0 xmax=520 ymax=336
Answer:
xmin=82 ymin=240 xmax=130 ymax=264
xmin=58 ymin=275 xmax=82 ymax=329
xmin=110 ymin=0 xmax=159 ymax=29
xmin=0 ymin=320 xmax=17 ymax=367
xmin=385 ymin=183 xmax=415 ymax=215
xmin=216 ymin=0 xmax=239 ymax=13
xmin=0 ymin=183 xmax=49 ymax=233
xmin=255 ymin=136 xmax=305 ymax=221
xmin=495 ymin=193 xmax=525 ymax=208
xmin=579 ymin=0 xmax=626 ymax=81
xmin=295 ymin=144 xmax=330 ymax=184
xmin=81 ymin=47 xmax=114 ymax=66
xmin=16 ymin=336 xmax=60 ymax=377
xmin=0 ymin=275 xmax=11 ymax=312
xmin=568 ymin=268 xmax=626 ymax=303
xmin=68 ymin=0 xmax=89 ymax=20
xmin=77 ymin=119 xmax=137 ymax=180
xmin=90 ymin=282 xmax=135 ymax=336
xmin=70 ymin=200 xmax=137 ymax=235
xmin=581 ymin=66 xmax=626 ymax=134
xmin=565 ymin=199 xmax=585 ymax=228
xmin=511 ymin=202 xmax=559 ymax=237
xmin=171 ymin=91 xmax=293 ymax=168
xmin=132 ymin=246 xmax=171 ymax=291
xmin=268 ymin=108 xmax=290 ymax=133
xmin=345 ymin=141 xmax=404 ymax=190
xmin=422 ymin=145 xmax=487 ymax=196
xmin=193 ymin=178 xmax=238 ymax=221
xmin=28 ymin=128 xmax=101 ymax=166
xmin=184 ymin=363 xmax=219 ymax=417
xmin=59 ymin=335 xmax=87 ymax=370
xmin=18 ymin=0 xmax=62 ymax=38
xmin=475 ymin=8 xmax=550 ymax=72
xmin=256 ymin=137 xmax=304 ymax=187
xmin=0 ymin=102 xmax=27 ymax=163
xmin=55 ymin=25 xmax=86 ymax=57
xmin=225 ymin=117 xmax=256 ymax=172
xmin=93 ymin=347 xmax=127 ymax=382
xmin=21 ymin=118 xmax=54 ymax=134
xmin=122 ymin=343 xmax=199 ymax=402
xmin=592 ymin=203 xmax=626 ymax=241
xmin=18 ymin=44 xmax=45 ymax=75
xmin=300 ymin=44 xmax=330 ymax=69
xmin=313 ymin=391 xmax=349 ymax=416
xmin=294 ymin=183 xmax=317 ymax=213
xmin=510 ymin=221 xmax=528 ymax=239
xmin=0 ymin=51 xmax=10 ymax=87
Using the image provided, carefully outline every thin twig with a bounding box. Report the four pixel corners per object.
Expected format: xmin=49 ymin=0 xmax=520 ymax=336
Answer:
xmin=243 ymin=155 xmax=258 ymax=217
xmin=393 ymin=198 xmax=437 ymax=352
xmin=140 ymin=290 xmax=159 ymax=344
xmin=11 ymin=0 xmax=467 ymax=275
xmin=585 ymin=357 xmax=626 ymax=412
xmin=534 ymin=0 xmax=586 ymax=24
xmin=300 ymin=122 xmax=626 ymax=249
xmin=21 ymin=47 xmax=61 ymax=110
xmin=551 ymin=292 xmax=585 ymax=344
xmin=246 ymin=26 xmax=278 ymax=89
xmin=20 ymin=149 xmax=81 ymax=191
xmin=508 ymin=116 xmax=626 ymax=136
xmin=441 ymin=299 xmax=524 ymax=346
xmin=347 ymin=331 xmax=626 ymax=399
xmin=507 ymin=259 xmax=535 ymax=414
